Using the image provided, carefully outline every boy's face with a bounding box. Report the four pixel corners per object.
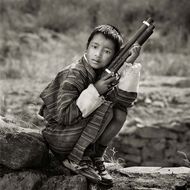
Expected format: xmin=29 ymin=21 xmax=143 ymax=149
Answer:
xmin=86 ymin=33 xmax=116 ymax=69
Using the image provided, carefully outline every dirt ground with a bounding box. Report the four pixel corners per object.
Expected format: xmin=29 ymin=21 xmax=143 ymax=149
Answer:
xmin=1 ymin=75 xmax=190 ymax=125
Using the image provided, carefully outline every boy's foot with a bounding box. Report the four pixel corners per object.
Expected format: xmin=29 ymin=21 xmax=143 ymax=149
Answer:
xmin=93 ymin=157 xmax=113 ymax=186
xmin=63 ymin=157 xmax=101 ymax=183
xmin=62 ymin=159 xmax=78 ymax=173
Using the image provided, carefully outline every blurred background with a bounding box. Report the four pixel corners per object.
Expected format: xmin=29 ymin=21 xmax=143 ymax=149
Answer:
xmin=0 ymin=0 xmax=190 ymax=80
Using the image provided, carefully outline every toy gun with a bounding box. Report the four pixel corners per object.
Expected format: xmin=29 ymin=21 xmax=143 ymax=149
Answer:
xmin=101 ymin=17 xmax=155 ymax=78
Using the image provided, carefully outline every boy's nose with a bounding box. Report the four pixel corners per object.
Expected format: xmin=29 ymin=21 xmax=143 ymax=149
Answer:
xmin=95 ymin=49 xmax=102 ymax=58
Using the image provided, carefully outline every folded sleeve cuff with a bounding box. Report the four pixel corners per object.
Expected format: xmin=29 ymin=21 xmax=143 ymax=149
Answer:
xmin=106 ymin=86 xmax=137 ymax=111
xmin=76 ymin=84 xmax=105 ymax=118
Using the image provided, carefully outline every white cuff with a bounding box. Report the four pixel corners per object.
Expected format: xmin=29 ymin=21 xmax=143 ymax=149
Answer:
xmin=76 ymin=84 xmax=105 ymax=118
xmin=118 ymin=63 xmax=141 ymax=92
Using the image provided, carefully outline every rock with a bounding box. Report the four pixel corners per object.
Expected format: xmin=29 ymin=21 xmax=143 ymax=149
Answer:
xmin=0 ymin=132 xmax=49 ymax=169
xmin=111 ymin=117 xmax=190 ymax=167
xmin=0 ymin=116 xmax=49 ymax=169
xmin=142 ymin=145 xmax=164 ymax=162
xmin=120 ymin=144 xmax=141 ymax=155
xmin=175 ymin=78 xmax=190 ymax=88
xmin=0 ymin=116 xmax=40 ymax=135
xmin=0 ymin=171 xmax=46 ymax=190
xmin=124 ymin=154 xmax=142 ymax=164
xmin=40 ymin=175 xmax=87 ymax=190
xmin=122 ymin=136 xmax=149 ymax=148
xmin=112 ymin=166 xmax=190 ymax=190
xmin=152 ymin=100 xmax=166 ymax=107
xmin=136 ymin=126 xmax=178 ymax=139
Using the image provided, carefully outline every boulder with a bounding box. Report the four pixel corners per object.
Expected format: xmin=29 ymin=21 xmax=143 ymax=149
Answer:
xmin=0 ymin=171 xmax=46 ymax=190
xmin=40 ymin=175 xmax=87 ymax=190
xmin=0 ymin=116 xmax=49 ymax=169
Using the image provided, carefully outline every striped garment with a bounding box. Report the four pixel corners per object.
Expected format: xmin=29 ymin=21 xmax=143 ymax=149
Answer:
xmin=39 ymin=55 xmax=137 ymax=164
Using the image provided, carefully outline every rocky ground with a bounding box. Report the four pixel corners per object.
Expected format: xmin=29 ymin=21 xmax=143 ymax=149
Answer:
xmin=1 ymin=75 xmax=190 ymax=126
xmin=0 ymin=75 xmax=190 ymax=189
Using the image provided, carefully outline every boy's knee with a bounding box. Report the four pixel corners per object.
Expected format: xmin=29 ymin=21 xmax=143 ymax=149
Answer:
xmin=113 ymin=108 xmax=127 ymax=127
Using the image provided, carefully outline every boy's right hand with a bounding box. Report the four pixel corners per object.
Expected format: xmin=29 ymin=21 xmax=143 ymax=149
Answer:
xmin=94 ymin=73 xmax=117 ymax=95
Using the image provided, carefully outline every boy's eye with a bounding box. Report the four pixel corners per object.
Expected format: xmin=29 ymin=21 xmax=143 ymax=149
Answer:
xmin=104 ymin=49 xmax=112 ymax=54
xmin=91 ymin=44 xmax=98 ymax=49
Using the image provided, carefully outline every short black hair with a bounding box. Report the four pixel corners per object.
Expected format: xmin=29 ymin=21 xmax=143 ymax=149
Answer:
xmin=86 ymin=24 xmax=124 ymax=53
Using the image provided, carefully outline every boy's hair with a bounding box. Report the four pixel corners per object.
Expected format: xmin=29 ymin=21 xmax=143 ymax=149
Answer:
xmin=86 ymin=24 xmax=124 ymax=53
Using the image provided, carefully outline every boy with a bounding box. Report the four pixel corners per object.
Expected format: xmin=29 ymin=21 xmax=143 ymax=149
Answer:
xmin=39 ymin=24 xmax=141 ymax=185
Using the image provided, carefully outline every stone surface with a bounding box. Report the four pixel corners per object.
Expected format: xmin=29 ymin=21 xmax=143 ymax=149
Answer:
xmin=0 ymin=132 xmax=49 ymax=169
xmin=112 ymin=117 xmax=190 ymax=167
xmin=0 ymin=153 xmax=190 ymax=190
xmin=40 ymin=175 xmax=87 ymax=190
xmin=0 ymin=116 xmax=49 ymax=169
xmin=106 ymin=164 xmax=190 ymax=190
xmin=118 ymin=166 xmax=190 ymax=174
xmin=0 ymin=171 xmax=46 ymax=190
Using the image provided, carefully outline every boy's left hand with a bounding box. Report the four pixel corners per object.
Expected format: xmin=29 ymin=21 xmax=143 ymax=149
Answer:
xmin=126 ymin=43 xmax=141 ymax=64
xmin=118 ymin=62 xmax=142 ymax=92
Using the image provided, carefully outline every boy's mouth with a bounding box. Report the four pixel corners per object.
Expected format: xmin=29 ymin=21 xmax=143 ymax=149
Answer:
xmin=92 ymin=59 xmax=100 ymax=64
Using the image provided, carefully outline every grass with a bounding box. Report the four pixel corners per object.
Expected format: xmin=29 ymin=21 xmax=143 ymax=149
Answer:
xmin=104 ymin=147 xmax=125 ymax=167
xmin=177 ymin=151 xmax=190 ymax=167
xmin=1 ymin=29 xmax=190 ymax=127
xmin=140 ymin=52 xmax=190 ymax=77
xmin=0 ymin=29 xmax=87 ymax=81
xmin=1 ymin=28 xmax=190 ymax=82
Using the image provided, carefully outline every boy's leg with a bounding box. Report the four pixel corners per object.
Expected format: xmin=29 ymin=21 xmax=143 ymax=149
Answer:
xmin=97 ymin=108 xmax=127 ymax=146
xmin=92 ymin=108 xmax=127 ymax=185
xmin=85 ymin=108 xmax=126 ymax=157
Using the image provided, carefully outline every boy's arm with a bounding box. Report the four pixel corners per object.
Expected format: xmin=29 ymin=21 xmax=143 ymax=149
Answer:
xmin=106 ymin=62 xmax=141 ymax=112
xmin=105 ymin=43 xmax=141 ymax=111
xmin=41 ymin=68 xmax=95 ymax=126
xmin=76 ymin=84 xmax=105 ymax=118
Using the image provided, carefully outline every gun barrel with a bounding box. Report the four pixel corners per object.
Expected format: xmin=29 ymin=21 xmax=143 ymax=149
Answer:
xmin=111 ymin=24 xmax=155 ymax=72
xmin=106 ymin=18 xmax=154 ymax=71
xmin=137 ymin=24 xmax=155 ymax=45
xmin=100 ymin=18 xmax=155 ymax=76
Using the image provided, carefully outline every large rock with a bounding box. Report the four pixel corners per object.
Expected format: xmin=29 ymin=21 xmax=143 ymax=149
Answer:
xmin=112 ymin=117 xmax=190 ymax=167
xmin=0 ymin=171 xmax=46 ymax=190
xmin=40 ymin=175 xmax=87 ymax=190
xmin=0 ymin=116 xmax=49 ymax=169
xmin=106 ymin=164 xmax=190 ymax=190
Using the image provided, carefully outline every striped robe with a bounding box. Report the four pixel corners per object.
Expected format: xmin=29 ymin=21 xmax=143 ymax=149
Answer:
xmin=39 ymin=55 xmax=137 ymax=164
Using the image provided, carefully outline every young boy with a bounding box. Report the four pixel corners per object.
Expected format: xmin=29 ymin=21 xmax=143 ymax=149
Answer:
xmin=39 ymin=24 xmax=141 ymax=185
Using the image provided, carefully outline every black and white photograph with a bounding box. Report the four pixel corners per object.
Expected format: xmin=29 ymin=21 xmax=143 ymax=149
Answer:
xmin=0 ymin=0 xmax=190 ymax=189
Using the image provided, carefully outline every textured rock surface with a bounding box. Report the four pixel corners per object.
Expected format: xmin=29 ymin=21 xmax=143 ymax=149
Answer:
xmin=0 ymin=171 xmax=46 ymax=190
xmin=105 ymin=164 xmax=190 ymax=190
xmin=0 ymin=116 xmax=49 ymax=169
xmin=0 ymin=115 xmax=190 ymax=189
xmin=40 ymin=175 xmax=87 ymax=190
xmin=111 ymin=117 xmax=190 ymax=167
xmin=1 ymin=163 xmax=190 ymax=190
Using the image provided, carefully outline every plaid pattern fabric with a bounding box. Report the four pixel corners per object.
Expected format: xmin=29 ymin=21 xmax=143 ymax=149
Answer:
xmin=39 ymin=55 xmax=137 ymax=163
xmin=106 ymin=86 xmax=137 ymax=112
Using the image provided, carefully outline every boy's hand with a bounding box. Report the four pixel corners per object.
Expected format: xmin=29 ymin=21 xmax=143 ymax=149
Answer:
xmin=126 ymin=43 xmax=141 ymax=64
xmin=94 ymin=73 xmax=117 ymax=95
xmin=118 ymin=62 xmax=142 ymax=92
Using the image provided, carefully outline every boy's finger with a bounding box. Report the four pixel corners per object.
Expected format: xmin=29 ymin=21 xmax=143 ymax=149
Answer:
xmin=105 ymin=76 xmax=117 ymax=84
xmin=102 ymin=73 xmax=115 ymax=80
xmin=133 ymin=42 xmax=141 ymax=48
